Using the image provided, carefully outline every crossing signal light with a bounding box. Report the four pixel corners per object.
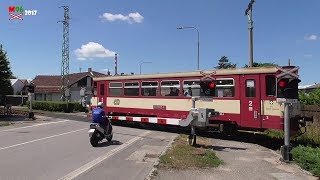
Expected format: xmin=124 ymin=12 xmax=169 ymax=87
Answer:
xmin=209 ymin=82 xmax=215 ymax=89
xmin=278 ymin=79 xmax=287 ymax=89
xmin=277 ymin=78 xmax=300 ymax=99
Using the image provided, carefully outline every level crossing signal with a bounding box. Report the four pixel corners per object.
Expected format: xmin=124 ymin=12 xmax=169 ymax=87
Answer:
xmin=277 ymin=77 xmax=300 ymax=99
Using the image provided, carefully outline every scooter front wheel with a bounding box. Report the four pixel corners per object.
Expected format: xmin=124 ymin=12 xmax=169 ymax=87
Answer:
xmin=106 ymin=134 xmax=113 ymax=142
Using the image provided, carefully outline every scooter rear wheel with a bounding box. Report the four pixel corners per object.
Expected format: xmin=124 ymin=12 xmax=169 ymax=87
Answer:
xmin=90 ymin=135 xmax=99 ymax=147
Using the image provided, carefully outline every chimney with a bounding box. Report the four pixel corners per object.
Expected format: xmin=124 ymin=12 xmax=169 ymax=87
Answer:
xmin=114 ymin=53 xmax=118 ymax=76
xmin=88 ymin=68 xmax=92 ymax=72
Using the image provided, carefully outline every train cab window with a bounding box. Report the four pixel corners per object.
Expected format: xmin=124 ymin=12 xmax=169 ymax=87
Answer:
xmin=266 ymin=75 xmax=276 ymax=96
xmin=183 ymin=80 xmax=201 ymax=97
xmin=124 ymin=82 xmax=139 ymax=96
xmin=141 ymin=81 xmax=158 ymax=96
xmin=109 ymin=82 xmax=123 ymax=96
xmin=246 ymin=80 xmax=255 ymax=97
xmin=214 ymin=79 xmax=235 ymax=97
xmin=161 ymin=80 xmax=180 ymax=96
xmin=100 ymin=84 xmax=105 ymax=96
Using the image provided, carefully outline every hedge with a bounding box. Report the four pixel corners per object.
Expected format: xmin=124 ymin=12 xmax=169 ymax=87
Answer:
xmin=26 ymin=101 xmax=86 ymax=113
xmin=299 ymin=89 xmax=320 ymax=105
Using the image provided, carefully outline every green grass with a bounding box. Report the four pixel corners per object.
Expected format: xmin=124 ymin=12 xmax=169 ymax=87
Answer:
xmin=292 ymin=145 xmax=320 ymax=177
xmin=264 ymin=129 xmax=284 ymax=139
xmin=159 ymin=134 xmax=223 ymax=169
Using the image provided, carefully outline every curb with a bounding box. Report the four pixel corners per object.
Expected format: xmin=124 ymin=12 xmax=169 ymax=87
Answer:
xmin=145 ymin=134 xmax=177 ymax=180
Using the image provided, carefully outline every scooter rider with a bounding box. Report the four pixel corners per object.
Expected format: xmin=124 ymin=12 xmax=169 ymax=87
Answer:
xmin=92 ymin=102 xmax=112 ymax=134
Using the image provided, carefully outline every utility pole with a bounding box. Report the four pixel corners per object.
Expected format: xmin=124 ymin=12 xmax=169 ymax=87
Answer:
xmin=245 ymin=0 xmax=255 ymax=67
xmin=58 ymin=6 xmax=70 ymax=101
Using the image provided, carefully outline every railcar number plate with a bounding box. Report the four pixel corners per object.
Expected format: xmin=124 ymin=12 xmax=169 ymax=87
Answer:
xmin=153 ymin=105 xmax=166 ymax=110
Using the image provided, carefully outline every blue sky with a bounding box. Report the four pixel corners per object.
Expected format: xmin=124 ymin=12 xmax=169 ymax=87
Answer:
xmin=0 ymin=0 xmax=319 ymax=85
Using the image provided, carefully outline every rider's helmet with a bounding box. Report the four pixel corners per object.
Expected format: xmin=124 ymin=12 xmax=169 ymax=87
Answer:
xmin=97 ymin=102 xmax=104 ymax=108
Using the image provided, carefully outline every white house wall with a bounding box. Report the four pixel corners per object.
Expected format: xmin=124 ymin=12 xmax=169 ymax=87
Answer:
xmin=11 ymin=80 xmax=25 ymax=95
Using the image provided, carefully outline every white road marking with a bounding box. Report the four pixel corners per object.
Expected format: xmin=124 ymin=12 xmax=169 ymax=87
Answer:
xmin=0 ymin=120 xmax=70 ymax=133
xmin=59 ymin=130 xmax=151 ymax=180
xmin=0 ymin=128 xmax=87 ymax=151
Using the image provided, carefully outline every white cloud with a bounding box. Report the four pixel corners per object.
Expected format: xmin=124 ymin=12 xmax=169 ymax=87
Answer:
xmin=304 ymin=54 xmax=313 ymax=58
xmin=100 ymin=12 xmax=144 ymax=23
xmin=74 ymin=42 xmax=115 ymax=60
xmin=304 ymin=34 xmax=318 ymax=40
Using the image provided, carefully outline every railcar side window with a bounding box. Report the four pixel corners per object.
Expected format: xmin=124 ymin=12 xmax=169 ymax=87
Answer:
xmin=183 ymin=80 xmax=201 ymax=97
xmin=214 ymin=79 xmax=235 ymax=97
xmin=141 ymin=81 xmax=158 ymax=96
xmin=161 ymin=80 xmax=180 ymax=96
xmin=100 ymin=84 xmax=105 ymax=96
xmin=124 ymin=82 xmax=139 ymax=96
xmin=266 ymin=75 xmax=276 ymax=96
xmin=109 ymin=82 xmax=123 ymax=96
xmin=246 ymin=80 xmax=255 ymax=97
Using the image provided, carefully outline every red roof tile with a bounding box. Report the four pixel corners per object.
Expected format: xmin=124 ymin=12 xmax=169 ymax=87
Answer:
xmin=32 ymin=71 xmax=107 ymax=93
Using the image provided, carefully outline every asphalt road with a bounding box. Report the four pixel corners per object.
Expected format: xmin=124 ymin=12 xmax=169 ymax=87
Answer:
xmin=0 ymin=115 xmax=177 ymax=180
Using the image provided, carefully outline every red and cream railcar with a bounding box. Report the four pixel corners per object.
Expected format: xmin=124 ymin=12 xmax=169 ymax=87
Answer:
xmin=90 ymin=66 xmax=302 ymax=131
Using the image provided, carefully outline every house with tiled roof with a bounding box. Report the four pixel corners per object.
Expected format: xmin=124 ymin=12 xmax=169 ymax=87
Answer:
xmin=32 ymin=68 xmax=107 ymax=102
xmin=299 ymin=83 xmax=320 ymax=93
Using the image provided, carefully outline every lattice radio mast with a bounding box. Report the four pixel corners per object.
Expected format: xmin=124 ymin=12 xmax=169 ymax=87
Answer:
xmin=58 ymin=6 xmax=70 ymax=101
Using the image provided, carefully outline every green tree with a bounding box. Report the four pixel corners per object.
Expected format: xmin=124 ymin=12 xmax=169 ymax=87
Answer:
xmin=243 ymin=62 xmax=278 ymax=68
xmin=0 ymin=45 xmax=13 ymax=105
xmin=215 ymin=56 xmax=237 ymax=69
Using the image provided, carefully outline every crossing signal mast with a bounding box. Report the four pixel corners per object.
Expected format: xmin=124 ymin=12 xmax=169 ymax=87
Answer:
xmin=58 ymin=6 xmax=70 ymax=101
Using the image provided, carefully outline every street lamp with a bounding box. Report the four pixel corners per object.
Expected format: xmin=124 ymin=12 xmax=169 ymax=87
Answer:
xmin=139 ymin=61 xmax=152 ymax=74
xmin=177 ymin=26 xmax=200 ymax=70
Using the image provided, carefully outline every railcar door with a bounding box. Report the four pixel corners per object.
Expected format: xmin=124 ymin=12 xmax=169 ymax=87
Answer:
xmin=98 ymin=82 xmax=107 ymax=109
xmin=240 ymin=75 xmax=262 ymax=128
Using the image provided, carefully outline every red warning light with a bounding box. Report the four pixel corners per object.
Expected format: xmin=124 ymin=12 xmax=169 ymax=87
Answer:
xmin=278 ymin=80 xmax=287 ymax=88
xmin=209 ymin=82 xmax=215 ymax=88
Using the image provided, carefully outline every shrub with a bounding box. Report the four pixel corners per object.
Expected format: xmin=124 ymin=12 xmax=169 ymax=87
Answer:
xmin=26 ymin=101 xmax=76 ymax=113
xmin=292 ymin=145 xmax=320 ymax=177
xmin=299 ymin=89 xmax=320 ymax=105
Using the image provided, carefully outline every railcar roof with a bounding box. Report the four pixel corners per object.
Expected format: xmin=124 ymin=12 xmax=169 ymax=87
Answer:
xmin=94 ymin=66 xmax=280 ymax=81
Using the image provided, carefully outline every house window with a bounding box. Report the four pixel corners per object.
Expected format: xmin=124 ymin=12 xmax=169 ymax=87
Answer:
xmin=266 ymin=75 xmax=276 ymax=97
xmin=246 ymin=80 xmax=255 ymax=97
xmin=100 ymin=84 xmax=105 ymax=96
xmin=124 ymin=82 xmax=139 ymax=96
xmin=161 ymin=80 xmax=180 ymax=96
xmin=141 ymin=81 xmax=158 ymax=96
xmin=109 ymin=82 xmax=123 ymax=96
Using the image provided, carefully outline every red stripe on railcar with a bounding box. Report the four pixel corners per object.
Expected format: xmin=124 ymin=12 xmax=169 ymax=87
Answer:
xmin=157 ymin=118 xmax=167 ymax=124
xmin=141 ymin=118 xmax=149 ymax=123
xmin=126 ymin=117 xmax=133 ymax=121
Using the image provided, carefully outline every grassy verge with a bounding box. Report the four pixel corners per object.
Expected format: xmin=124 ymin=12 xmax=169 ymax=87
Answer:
xmin=264 ymin=129 xmax=320 ymax=177
xmin=0 ymin=121 xmax=11 ymax=127
xmin=292 ymin=145 xmax=320 ymax=177
xmin=159 ymin=134 xmax=223 ymax=169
